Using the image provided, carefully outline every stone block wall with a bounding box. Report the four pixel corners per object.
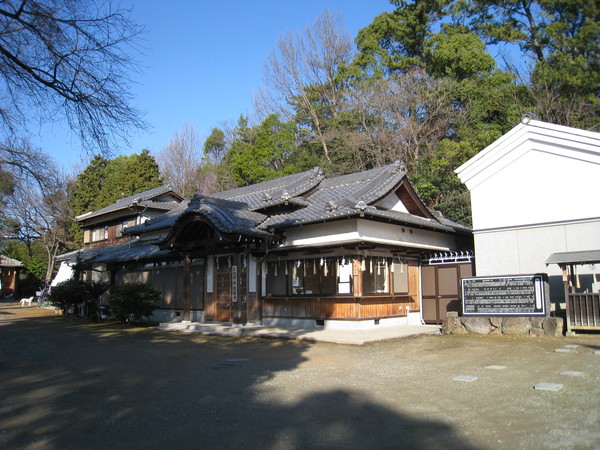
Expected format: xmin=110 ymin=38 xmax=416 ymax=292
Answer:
xmin=442 ymin=312 xmax=564 ymax=337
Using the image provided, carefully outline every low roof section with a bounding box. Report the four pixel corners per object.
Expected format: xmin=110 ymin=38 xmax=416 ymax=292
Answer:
xmin=0 ymin=255 xmax=24 ymax=268
xmin=75 ymin=184 xmax=183 ymax=224
xmin=56 ymin=241 xmax=175 ymax=265
xmin=546 ymin=250 xmax=600 ymax=266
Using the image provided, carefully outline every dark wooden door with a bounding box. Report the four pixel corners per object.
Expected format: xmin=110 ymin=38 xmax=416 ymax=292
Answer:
xmin=422 ymin=263 xmax=473 ymax=324
xmin=214 ymin=265 xmax=233 ymax=322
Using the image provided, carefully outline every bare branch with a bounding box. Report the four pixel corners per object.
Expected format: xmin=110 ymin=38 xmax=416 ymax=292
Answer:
xmin=0 ymin=0 xmax=147 ymax=155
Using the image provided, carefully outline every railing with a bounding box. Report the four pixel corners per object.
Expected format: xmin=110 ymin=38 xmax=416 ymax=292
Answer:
xmin=567 ymin=293 xmax=600 ymax=330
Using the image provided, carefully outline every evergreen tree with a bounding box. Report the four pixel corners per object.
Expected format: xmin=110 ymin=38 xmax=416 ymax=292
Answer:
xmin=226 ymin=115 xmax=303 ymax=186
xmin=70 ymin=150 xmax=162 ymax=244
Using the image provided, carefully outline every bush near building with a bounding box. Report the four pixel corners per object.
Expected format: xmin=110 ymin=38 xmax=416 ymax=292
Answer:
xmin=108 ymin=282 xmax=161 ymax=324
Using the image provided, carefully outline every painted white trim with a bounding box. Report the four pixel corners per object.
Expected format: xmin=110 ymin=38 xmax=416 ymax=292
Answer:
xmin=456 ymin=120 xmax=600 ymax=189
xmin=473 ymin=216 xmax=600 ymax=234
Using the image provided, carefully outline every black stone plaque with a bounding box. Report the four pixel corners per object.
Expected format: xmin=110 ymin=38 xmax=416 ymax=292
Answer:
xmin=462 ymin=274 xmax=547 ymax=316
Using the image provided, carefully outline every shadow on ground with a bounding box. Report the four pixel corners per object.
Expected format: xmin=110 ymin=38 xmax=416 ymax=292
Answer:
xmin=0 ymin=303 xmax=475 ymax=449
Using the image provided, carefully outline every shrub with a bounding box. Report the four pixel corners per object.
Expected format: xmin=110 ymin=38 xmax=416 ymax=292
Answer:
xmin=49 ymin=279 xmax=109 ymax=318
xmin=49 ymin=278 xmax=87 ymax=312
xmin=84 ymin=281 xmax=110 ymax=321
xmin=109 ymin=282 xmax=161 ymax=324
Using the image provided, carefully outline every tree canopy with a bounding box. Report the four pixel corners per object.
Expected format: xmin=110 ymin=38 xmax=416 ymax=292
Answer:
xmin=70 ymin=150 xmax=162 ymax=244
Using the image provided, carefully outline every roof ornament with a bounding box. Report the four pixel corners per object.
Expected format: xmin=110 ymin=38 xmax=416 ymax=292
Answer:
xmin=281 ymin=191 xmax=291 ymax=205
xmin=355 ymin=201 xmax=368 ymax=217
xmin=521 ymin=112 xmax=537 ymax=124
xmin=310 ymin=167 xmax=324 ymax=180
xmin=325 ymin=201 xmax=337 ymax=212
xmin=262 ymin=193 xmax=272 ymax=202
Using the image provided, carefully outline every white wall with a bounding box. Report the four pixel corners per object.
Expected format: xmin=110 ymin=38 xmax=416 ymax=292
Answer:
xmin=281 ymin=219 xmax=457 ymax=252
xmin=474 ymin=219 xmax=600 ymax=277
xmin=455 ymin=120 xmax=600 ymax=303
xmin=469 ymin=146 xmax=600 ymax=230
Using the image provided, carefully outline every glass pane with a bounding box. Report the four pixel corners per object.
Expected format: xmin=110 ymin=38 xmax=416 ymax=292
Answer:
xmin=321 ymin=259 xmax=337 ymax=295
xmin=393 ymin=261 xmax=408 ymax=293
xmin=363 ymin=257 xmax=389 ymax=294
xmin=266 ymin=262 xmax=287 ymax=296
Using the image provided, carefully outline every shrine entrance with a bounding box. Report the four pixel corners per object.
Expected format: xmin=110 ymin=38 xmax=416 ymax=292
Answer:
xmin=212 ymin=254 xmax=249 ymax=323
xmin=214 ymin=259 xmax=233 ymax=322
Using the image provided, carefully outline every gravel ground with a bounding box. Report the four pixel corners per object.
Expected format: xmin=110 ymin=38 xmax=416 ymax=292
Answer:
xmin=1 ymin=302 xmax=599 ymax=449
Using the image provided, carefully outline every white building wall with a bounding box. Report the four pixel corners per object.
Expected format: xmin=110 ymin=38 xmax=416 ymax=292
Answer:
xmin=455 ymin=120 xmax=600 ymax=305
xmin=469 ymin=146 xmax=600 ymax=230
xmin=281 ymin=219 xmax=457 ymax=251
xmin=475 ymin=219 xmax=600 ymax=277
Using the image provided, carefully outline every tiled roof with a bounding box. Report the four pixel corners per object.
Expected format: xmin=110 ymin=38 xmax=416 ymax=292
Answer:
xmin=56 ymin=244 xmax=130 ymax=263
xmin=124 ymin=162 xmax=470 ymax=238
xmin=0 ymin=255 xmax=24 ymax=267
xmin=94 ymin=242 xmax=174 ymax=263
xmin=263 ymin=162 xmax=407 ymax=227
xmin=75 ymin=185 xmax=182 ymax=221
xmin=212 ymin=167 xmax=324 ymax=210
xmin=123 ymin=162 xmax=469 ymax=242
xmin=126 ymin=195 xmax=271 ymax=239
xmin=546 ymin=250 xmax=600 ymax=265
xmin=57 ymin=242 xmax=177 ymax=264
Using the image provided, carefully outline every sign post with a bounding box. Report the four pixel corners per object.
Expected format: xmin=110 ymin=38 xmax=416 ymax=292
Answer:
xmin=462 ymin=274 xmax=548 ymax=316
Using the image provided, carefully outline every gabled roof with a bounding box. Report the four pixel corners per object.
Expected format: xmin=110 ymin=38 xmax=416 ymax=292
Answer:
xmin=455 ymin=118 xmax=600 ymax=189
xmin=259 ymin=161 xmax=466 ymax=233
xmin=75 ymin=185 xmax=183 ymax=222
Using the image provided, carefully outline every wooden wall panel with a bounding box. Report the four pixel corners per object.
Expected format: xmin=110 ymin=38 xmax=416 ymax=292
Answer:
xmin=204 ymin=292 xmax=215 ymax=320
xmin=262 ymin=296 xmax=414 ymax=320
xmin=246 ymin=292 xmax=260 ymax=323
xmin=408 ymin=260 xmax=421 ymax=312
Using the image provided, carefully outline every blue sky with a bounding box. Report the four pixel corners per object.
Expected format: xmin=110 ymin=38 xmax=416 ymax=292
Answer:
xmin=37 ymin=1 xmax=393 ymax=173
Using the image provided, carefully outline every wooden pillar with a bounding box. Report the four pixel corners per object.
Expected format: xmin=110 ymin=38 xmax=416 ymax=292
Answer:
xmin=563 ymin=264 xmax=573 ymax=333
xmin=183 ymin=253 xmax=191 ymax=321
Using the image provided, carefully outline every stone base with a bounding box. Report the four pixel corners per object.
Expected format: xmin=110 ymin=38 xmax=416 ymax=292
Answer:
xmin=442 ymin=313 xmax=564 ymax=336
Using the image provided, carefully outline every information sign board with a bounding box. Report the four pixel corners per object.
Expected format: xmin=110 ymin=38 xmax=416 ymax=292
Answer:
xmin=462 ymin=274 xmax=547 ymax=316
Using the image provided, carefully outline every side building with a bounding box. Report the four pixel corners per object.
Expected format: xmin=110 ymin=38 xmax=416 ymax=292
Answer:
xmin=455 ymin=118 xmax=600 ymax=312
xmin=59 ymin=162 xmax=473 ymax=329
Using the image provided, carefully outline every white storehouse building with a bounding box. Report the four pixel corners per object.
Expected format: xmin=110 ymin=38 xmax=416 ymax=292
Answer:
xmin=455 ymin=118 xmax=600 ymax=310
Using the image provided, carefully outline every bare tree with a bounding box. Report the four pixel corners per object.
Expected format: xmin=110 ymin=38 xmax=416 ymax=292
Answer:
xmin=7 ymin=165 xmax=73 ymax=285
xmin=257 ymin=10 xmax=354 ymax=161
xmin=0 ymin=137 xmax=57 ymax=190
xmin=157 ymin=123 xmax=205 ymax=198
xmin=346 ymin=70 xmax=462 ymax=171
xmin=0 ymin=0 xmax=146 ymax=155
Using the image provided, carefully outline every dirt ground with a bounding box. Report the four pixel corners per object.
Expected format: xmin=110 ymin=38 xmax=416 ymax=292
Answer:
xmin=1 ymin=302 xmax=599 ymax=450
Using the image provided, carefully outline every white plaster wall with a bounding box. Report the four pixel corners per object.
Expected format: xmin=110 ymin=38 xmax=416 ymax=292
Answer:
xmin=357 ymin=220 xmax=456 ymax=250
xmin=281 ymin=219 xmax=456 ymax=251
xmin=375 ymin=192 xmax=409 ymax=213
xmin=475 ymin=219 xmax=600 ymax=278
xmin=470 ymin=148 xmax=600 ymax=230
